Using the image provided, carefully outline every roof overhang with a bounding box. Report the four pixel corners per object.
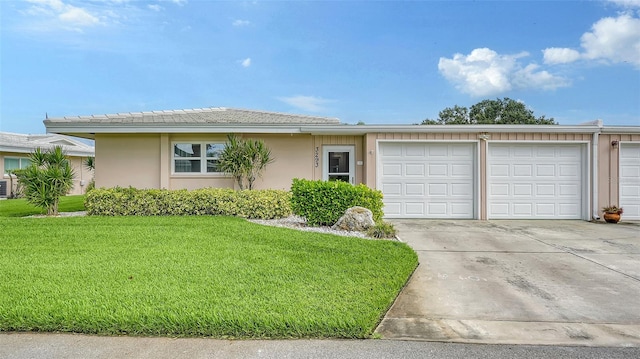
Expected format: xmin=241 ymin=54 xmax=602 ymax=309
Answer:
xmin=46 ymin=121 xmax=636 ymax=139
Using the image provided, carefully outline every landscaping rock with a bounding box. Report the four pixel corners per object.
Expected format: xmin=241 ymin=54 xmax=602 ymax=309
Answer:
xmin=331 ymin=206 xmax=375 ymax=232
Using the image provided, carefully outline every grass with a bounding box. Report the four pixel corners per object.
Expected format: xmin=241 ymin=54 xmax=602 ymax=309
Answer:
xmin=0 ymin=216 xmax=418 ymax=338
xmin=0 ymin=195 xmax=86 ymax=217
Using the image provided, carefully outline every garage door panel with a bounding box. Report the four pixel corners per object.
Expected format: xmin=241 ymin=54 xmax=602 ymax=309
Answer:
xmin=490 ymin=164 xmax=510 ymax=177
xmin=382 ymin=164 xmax=402 ymax=176
xmin=513 ymin=165 xmax=533 ymax=177
xmin=488 ymin=144 xmax=584 ymax=219
xmin=536 ymin=184 xmax=555 ymax=196
xmin=536 ymin=165 xmax=555 ymax=176
xmin=559 ymin=164 xmax=579 ymax=178
xmin=620 ymin=143 xmax=640 ymax=220
xmin=405 ymin=164 xmax=425 ymax=176
xmin=406 ymin=202 xmax=425 ymax=215
xmin=427 ymin=145 xmax=449 ymax=157
xmin=381 ymin=183 xmax=401 ymax=195
xmin=384 ymin=202 xmax=401 ymax=216
xmin=379 ymin=142 xmax=475 ymax=218
xmin=428 ymin=164 xmax=447 ymax=176
xmin=490 ymin=183 xmax=509 ymax=196
xmin=406 ymin=183 xmax=424 ymax=196
xmin=405 ymin=144 xmax=426 ymax=156
xmin=451 ymin=183 xmax=473 ymax=196
xmin=452 ymin=164 xmax=472 ymax=176
xmin=513 ymin=184 xmax=533 ymax=196
xmin=428 ymin=183 xmax=447 ymax=196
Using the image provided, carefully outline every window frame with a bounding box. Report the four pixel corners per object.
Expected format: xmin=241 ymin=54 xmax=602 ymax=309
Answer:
xmin=3 ymin=157 xmax=31 ymax=176
xmin=171 ymin=142 xmax=226 ymax=175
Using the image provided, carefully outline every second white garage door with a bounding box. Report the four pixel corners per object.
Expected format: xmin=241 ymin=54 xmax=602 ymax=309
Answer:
xmin=619 ymin=143 xmax=640 ymax=220
xmin=487 ymin=143 xmax=585 ymax=219
xmin=378 ymin=142 xmax=476 ymax=218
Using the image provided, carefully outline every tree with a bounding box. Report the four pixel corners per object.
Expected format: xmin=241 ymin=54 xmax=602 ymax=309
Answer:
xmin=14 ymin=146 xmax=75 ymax=215
xmin=218 ymin=134 xmax=273 ymax=190
xmin=422 ymin=98 xmax=556 ymax=125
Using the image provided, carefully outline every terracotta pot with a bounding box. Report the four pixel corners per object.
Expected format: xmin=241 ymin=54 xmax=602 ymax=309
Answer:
xmin=603 ymin=212 xmax=621 ymax=223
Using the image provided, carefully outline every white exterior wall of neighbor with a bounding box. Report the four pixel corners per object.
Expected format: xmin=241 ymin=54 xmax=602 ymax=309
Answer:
xmin=1 ymin=132 xmax=94 ymax=197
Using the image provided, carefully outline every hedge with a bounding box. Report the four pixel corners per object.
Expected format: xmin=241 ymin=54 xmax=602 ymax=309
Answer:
xmin=85 ymin=187 xmax=292 ymax=219
xmin=290 ymin=178 xmax=384 ymax=226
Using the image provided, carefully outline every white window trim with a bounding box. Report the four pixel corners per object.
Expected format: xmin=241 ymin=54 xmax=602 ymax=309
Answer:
xmin=171 ymin=142 xmax=226 ymax=175
xmin=3 ymin=156 xmax=31 ymax=177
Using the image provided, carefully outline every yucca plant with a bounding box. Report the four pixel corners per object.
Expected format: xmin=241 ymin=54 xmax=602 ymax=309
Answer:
xmin=218 ymin=134 xmax=273 ymax=190
xmin=14 ymin=146 xmax=75 ymax=215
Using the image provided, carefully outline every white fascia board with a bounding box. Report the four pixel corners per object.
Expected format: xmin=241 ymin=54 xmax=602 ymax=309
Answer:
xmin=300 ymin=124 xmax=602 ymax=135
xmin=601 ymin=126 xmax=640 ymax=134
xmin=0 ymin=145 xmax=93 ymax=157
xmin=0 ymin=145 xmax=33 ymax=154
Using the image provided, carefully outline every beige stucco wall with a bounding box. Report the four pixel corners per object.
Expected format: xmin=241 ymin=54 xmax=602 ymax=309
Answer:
xmin=95 ymin=134 xmax=161 ymax=189
xmin=597 ymin=133 xmax=640 ymax=216
xmin=95 ymin=133 xmax=366 ymax=191
xmin=1 ymin=151 xmax=92 ymax=196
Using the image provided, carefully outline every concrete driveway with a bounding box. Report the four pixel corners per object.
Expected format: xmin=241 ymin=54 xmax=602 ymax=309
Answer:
xmin=376 ymin=220 xmax=640 ymax=346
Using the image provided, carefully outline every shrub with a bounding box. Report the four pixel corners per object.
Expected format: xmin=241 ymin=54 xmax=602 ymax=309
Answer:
xmin=290 ymin=178 xmax=384 ymax=226
xmin=14 ymin=146 xmax=75 ymax=215
xmin=85 ymin=187 xmax=292 ymax=219
xmin=366 ymin=221 xmax=397 ymax=239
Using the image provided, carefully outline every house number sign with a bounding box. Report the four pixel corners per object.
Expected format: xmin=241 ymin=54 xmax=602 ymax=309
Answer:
xmin=314 ymin=147 xmax=319 ymax=168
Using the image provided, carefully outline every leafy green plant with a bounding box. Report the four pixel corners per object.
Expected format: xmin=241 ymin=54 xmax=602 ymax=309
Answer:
xmin=13 ymin=146 xmax=75 ymax=215
xmin=83 ymin=156 xmax=96 ymax=193
xmin=290 ymin=179 xmax=384 ymax=226
xmin=85 ymin=187 xmax=292 ymax=219
xmin=218 ymin=134 xmax=273 ymax=190
xmin=367 ymin=221 xmax=397 ymax=239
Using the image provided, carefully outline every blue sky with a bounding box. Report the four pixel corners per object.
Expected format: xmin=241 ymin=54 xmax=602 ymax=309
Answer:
xmin=1 ymin=0 xmax=639 ymax=134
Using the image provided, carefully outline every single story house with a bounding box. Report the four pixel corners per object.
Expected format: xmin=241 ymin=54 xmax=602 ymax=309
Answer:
xmin=44 ymin=107 xmax=640 ymax=221
xmin=0 ymin=132 xmax=95 ymax=197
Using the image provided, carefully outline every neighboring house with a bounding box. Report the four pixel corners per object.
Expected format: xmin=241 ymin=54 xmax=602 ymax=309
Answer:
xmin=44 ymin=107 xmax=640 ymax=221
xmin=0 ymin=132 xmax=95 ymax=197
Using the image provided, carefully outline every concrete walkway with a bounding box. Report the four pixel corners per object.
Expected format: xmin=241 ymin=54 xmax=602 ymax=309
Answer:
xmin=376 ymin=220 xmax=640 ymax=346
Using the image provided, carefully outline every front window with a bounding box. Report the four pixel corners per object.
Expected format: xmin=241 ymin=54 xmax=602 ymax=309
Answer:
xmin=4 ymin=157 xmax=31 ymax=174
xmin=173 ymin=143 xmax=224 ymax=174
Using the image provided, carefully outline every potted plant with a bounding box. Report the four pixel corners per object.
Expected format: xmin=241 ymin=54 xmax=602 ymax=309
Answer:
xmin=602 ymin=205 xmax=623 ymax=223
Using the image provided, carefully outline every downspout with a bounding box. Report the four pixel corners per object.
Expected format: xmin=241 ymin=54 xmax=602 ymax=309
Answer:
xmin=592 ymin=120 xmax=603 ymax=220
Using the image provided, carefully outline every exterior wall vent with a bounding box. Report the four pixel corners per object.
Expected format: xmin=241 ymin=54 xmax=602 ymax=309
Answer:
xmin=0 ymin=180 xmax=7 ymax=198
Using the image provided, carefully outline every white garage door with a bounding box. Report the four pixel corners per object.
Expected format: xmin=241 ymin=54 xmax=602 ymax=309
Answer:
xmin=378 ymin=142 xmax=475 ymax=218
xmin=487 ymin=143 xmax=585 ymax=219
xmin=620 ymin=143 xmax=640 ymax=220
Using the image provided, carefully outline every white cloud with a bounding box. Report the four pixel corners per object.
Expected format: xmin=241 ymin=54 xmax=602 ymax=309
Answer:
xmin=278 ymin=95 xmax=333 ymax=112
xmin=148 ymin=4 xmax=163 ymax=12
xmin=543 ymin=47 xmax=581 ymax=64
xmin=581 ymin=14 xmax=640 ymax=67
xmin=233 ymin=19 xmax=251 ymax=27
xmin=513 ymin=64 xmax=571 ymax=90
xmin=58 ymin=7 xmax=99 ymax=27
xmin=438 ymin=48 xmax=567 ymax=97
xmin=241 ymin=58 xmax=251 ymax=67
xmin=542 ymin=13 xmax=640 ymax=68
xmin=24 ymin=0 xmax=100 ymax=31
xmin=169 ymin=0 xmax=188 ymax=6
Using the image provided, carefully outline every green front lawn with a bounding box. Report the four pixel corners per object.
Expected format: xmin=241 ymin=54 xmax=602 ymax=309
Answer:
xmin=0 ymin=195 xmax=85 ymax=217
xmin=0 ymin=216 xmax=417 ymax=338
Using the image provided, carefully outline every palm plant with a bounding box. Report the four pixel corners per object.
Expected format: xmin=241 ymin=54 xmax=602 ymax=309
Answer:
xmin=218 ymin=134 xmax=273 ymax=190
xmin=14 ymin=146 xmax=75 ymax=215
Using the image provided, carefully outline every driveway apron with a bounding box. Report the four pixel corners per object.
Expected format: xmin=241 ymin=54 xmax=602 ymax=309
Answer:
xmin=376 ymin=220 xmax=640 ymax=346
